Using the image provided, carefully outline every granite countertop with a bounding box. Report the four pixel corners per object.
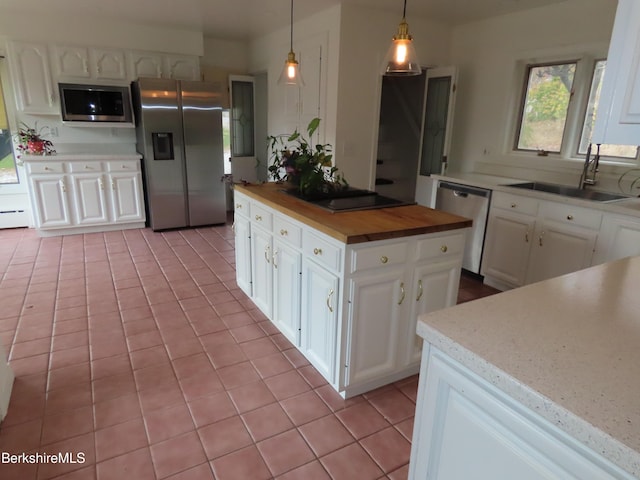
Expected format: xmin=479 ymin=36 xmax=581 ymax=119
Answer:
xmin=236 ymin=183 xmax=472 ymax=244
xmin=432 ymin=172 xmax=640 ymax=217
xmin=417 ymin=256 xmax=640 ymax=477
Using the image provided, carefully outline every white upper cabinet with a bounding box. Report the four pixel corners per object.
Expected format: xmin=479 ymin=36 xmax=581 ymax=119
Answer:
xmin=128 ymin=52 xmax=200 ymax=81
xmin=593 ymin=0 xmax=640 ymax=145
xmin=91 ymin=48 xmax=127 ymax=81
xmin=51 ymin=46 xmax=127 ymax=81
xmin=7 ymin=41 xmax=57 ymax=114
xmin=128 ymin=51 xmax=164 ymax=79
xmin=163 ymin=55 xmax=200 ymax=80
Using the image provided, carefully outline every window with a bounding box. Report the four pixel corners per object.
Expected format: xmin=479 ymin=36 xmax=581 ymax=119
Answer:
xmin=578 ymin=60 xmax=638 ymax=159
xmin=516 ymin=62 xmax=576 ymax=153
xmin=515 ymin=58 xmax=639 ymax=162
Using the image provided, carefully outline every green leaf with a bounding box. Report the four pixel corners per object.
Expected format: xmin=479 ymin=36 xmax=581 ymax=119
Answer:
xmin=307 ymin=118 xmax=320 ymax=137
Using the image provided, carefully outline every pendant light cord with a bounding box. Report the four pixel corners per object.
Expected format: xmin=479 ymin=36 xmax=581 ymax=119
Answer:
xmin=290 ymin=0 xmax=294 ymax=52
xmin=402 ymin=0 xmax=407 ymax=20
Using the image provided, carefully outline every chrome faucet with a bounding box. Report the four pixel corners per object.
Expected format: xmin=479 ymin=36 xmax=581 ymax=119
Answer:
xmin=579 ymin=143 xmax=600 ymax=189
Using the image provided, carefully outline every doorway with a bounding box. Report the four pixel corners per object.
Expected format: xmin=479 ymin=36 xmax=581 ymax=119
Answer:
xmin=0 ymin=56 xmax=30 ymax=229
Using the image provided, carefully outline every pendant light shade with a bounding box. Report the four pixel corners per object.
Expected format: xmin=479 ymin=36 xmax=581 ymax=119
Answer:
xmin=278 ymin=0 xmax=304 ymax=87
xmin=383 ymin=0 xmax=421 ymax=76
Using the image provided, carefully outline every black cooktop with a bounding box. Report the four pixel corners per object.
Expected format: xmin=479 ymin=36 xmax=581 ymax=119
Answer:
xmin=282 ymin=188 xmax=415 ymax=212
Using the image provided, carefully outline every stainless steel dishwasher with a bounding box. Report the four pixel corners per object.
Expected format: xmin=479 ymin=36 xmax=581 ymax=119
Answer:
xmin=435 ymin=181 xmax=491 ymax=275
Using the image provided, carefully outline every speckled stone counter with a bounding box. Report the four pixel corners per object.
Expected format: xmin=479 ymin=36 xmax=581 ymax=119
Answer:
xmin=417 ymin=256 xmax=640 ymax=477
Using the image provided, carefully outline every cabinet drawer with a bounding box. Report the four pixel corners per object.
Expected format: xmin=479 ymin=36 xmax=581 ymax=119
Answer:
xmin=273 ymin=216 xmax=302 ymax=248
xmin=26 ymin=162 xmax=64 ymax=174
xmin=303 ymin=231 xmax=342 ymax=272
xmin=416 ymin=232 xmax=465 ymax=261
xmin=250 ymin=203 xmax=273 ymax=231
xmin=350 ymin=241 xmax=408 ymax=273
xmin=68 ymin=161 xmax=103 ymax=173
xmin=107 ymin=160 xmax=140 ymax=172
xmin=493 ymin=191 xmax=538 ymax=216
xmin=233 ymin=192 xmax=250 ymax=218
xmin=539 ymin=201 xmax=602 ymax=230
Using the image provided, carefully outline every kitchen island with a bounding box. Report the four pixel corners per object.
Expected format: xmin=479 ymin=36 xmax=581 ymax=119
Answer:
xmin=233 ymin=183 xmax=471 ymax=397
xmin=410 ymin=255 xmax=640 ymax=479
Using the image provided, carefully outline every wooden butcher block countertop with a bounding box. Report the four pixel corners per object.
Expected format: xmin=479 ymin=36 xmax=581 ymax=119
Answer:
xmin=235 ymin=183 xmax=472 ymax=244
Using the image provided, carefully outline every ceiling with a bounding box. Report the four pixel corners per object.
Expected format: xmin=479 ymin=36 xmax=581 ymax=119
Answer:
xmin=1 ymin=0 xmax=569 ymax=41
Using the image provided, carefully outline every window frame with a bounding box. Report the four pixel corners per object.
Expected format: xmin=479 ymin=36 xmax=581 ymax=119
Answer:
xmin=513 ymin=59 xmax=579 ymax=155
xmin=512 ymin=54 xmax=640 ymax=166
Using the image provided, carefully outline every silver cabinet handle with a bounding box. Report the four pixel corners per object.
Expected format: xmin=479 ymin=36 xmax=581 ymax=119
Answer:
xmin=380 ymin=255 xmax=388 ymax=264
xmin=99 ymin=178 xmax=104 ymax=190
xmin=567 ymin=214 xmax=574 ymax=221
xmin=280 ymin=229 xmax=288 ymax=236
xmin=525 ymin=230 xmax=529 ymax=243
xmin=264 ymin=245 xmax=270 ymax=263
xmin=273 ymin=249 xmax=278 ymax=269
xmin=313 ymin=248 xmax=322 ymax=255
xmin=231 ymin=222 xmax=235 ymax=234
xmin=112 ymin=180 xmax=116 ymax=191
xmin=539 ymin=231 xmax=545 ymax=247
xmin=255 ymin=215 xmax=262 ymax=221
xmin=236 ymin=203 xmax=242 ymax=209
xmin=326 ymin=288 xmax=334 ymax=313
xmin=416 ymin=279 xmax=423 ymax=302
xmin=440 ymin=245 xmax=448 ymax=253
xmin=398 ymin=282 xmax=406 ymax=305
xmin=60 ymin=179 xmax=66 ymax=192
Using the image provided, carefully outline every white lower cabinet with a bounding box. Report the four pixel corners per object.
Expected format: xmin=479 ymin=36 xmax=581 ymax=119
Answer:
xmin=234 ymin=190 xmax=466 ymax=397
xmin=593 ymin=214 xmax=640 ymax=265
xmin=483 ymin=191 xmax=602 ymax=290
xmin=28 ymin=174 xmax=73 ymax=228
xmin=409 ymin=346 xmax=634 ymax=480
xmin=24 ymin=157 xmax=146 ymax=235
xmin=301 ymin=258 xmax=339 ymax=383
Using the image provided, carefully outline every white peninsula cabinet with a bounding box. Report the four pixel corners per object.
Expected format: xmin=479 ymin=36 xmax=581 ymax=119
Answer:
xmin=23 ymin=155 xmax=145 ymax=236
xmin=593 ymin=213 xmax=640 ymax=264
xmin=233 ymin=185 xmax=469 ymax=397
xmin=482 ymin=191 xmax=601 ymax=290
xmin=410 ymin=257 xmax=640 ymax=480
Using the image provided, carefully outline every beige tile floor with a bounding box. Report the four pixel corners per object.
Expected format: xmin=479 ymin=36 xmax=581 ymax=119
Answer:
xmin=0 ymin=224 xmax=498 ymax=480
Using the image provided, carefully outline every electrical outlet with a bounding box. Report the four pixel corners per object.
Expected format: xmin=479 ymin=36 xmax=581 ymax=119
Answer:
xmin=49 ymin=127 xmax=59 ymax=137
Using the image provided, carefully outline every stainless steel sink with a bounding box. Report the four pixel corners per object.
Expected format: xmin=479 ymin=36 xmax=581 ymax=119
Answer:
xmin=504 ymin=182 xmax=629 ymax=202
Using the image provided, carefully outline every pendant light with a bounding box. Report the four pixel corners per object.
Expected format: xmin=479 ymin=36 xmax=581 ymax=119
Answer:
xmin=383 ymin=0 xmax=421 ymax=76
xmin=278 ymin=0 xmax=304 ymax=86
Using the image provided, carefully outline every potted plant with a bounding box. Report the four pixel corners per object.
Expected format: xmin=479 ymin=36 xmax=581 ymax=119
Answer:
xmin=14 ymin=122 xmax=56 ymax=157
xmin=268 ymin=118 xmax=348 ymax=199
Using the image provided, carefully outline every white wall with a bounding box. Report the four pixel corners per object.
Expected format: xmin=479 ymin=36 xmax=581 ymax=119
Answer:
xmin=448 ymin=0 xmax=617 ymax=186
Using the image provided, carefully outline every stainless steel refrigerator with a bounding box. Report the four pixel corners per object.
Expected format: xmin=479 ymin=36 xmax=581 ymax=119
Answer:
xmin=132 ymin=78 xmax=226 ymax=231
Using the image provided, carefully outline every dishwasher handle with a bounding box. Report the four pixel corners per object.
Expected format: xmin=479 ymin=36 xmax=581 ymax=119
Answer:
xmin=438 ymin=181 xmax=492 ymax=199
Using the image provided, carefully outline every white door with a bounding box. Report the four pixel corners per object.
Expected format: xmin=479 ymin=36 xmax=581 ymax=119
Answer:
xmin=0 ymin=57 xmax=31 ymax=229
xmin=108 ymin=172 xmax=145 ymax=223
xmin=415 ymin=67 xmax=458 ymax=207
xmin=250 ymin=225 xmax=273 ymax=317
xmin=29 ymin=175 xmax=72 ymax=228
xmin=71 ymin=174 xmax=109 ymax=225
xmin=229 ymin=75 xmax=258 ymax=183
xmin=272 ymin=239 xmax=302 ymax=346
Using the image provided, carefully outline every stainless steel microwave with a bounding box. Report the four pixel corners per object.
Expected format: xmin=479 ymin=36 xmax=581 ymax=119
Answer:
xmin=59 ymin=83 xmax=133 ymax=123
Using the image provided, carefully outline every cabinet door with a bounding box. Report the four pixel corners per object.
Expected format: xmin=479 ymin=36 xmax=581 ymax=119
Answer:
xmin=594 ymin=214 xmax=640 ymax=264
xmin=410 ymin=348 xmax=629 ymax=480
xmin=346 ymin=269 xmax=406 ymax=386
xmin=107 ymin=172 xmax=145 ymax=223
xmin=164 ymin=55 xmax=200 ymax=80
xmin=482 ymin=210 xmax=536 ymax=287
xmin=593 ymin=0 xmax=640 ymax=144
xmin=234 ymin=215 xmax=253 ymax=297
xmin=405 ymin=259 xmax=461 ymax=365
xmin=272 ymin=240 xmax=302 ymax=346
xmin=301 ymin=259 xmax=339 ymax=383
xmin=128 ymin=52 xmax=163 ymax=79
xmin=29 ymin=175 xmax=73 ymax=228
xmin=250 ymin=226 xmax=273 ymax=318
xmin=91 ymin=48 xmax=127 ymax=80
xmin=70 ymin=174 xmax=109 ymax=225
xmin=8 ymin=42 xmax=57 ymax=114
xmin=51 ymin=45 xmax=90 ymax=79
xmin=526 ymin=221 xmax=597 ymax=284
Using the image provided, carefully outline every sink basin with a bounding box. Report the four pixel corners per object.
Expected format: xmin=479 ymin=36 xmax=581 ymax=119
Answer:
xmin=504 ymin=182 xmax=629 ymax=202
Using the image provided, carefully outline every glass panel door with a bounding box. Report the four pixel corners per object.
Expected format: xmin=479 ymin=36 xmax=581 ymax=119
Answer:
xmin=229 ymin=75 xmax=257 ymax=183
